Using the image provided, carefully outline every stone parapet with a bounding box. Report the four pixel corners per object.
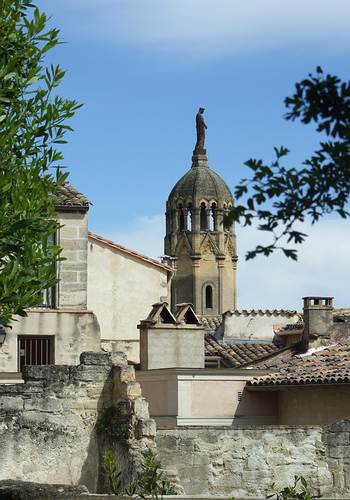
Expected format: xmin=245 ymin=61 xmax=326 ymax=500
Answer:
xmin=156 ymin=423 xmax=350 ymax=498
xmin=0 ymin=351 xmax=157 ymax=493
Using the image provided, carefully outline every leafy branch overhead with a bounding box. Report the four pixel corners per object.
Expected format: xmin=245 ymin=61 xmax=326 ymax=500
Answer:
xmin=0 ymin=0 xmax=81 ymax=325
xmin=226 ymin=67 xmax=350 ymax=260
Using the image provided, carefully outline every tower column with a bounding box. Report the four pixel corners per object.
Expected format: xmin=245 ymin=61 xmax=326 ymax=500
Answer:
xmin=191 ymin=256 xmax=201 ymax=312
xmin=217 ymin=256 xmax=225 ymax=314
xmin=216 ymin=208 xmax=225 ymax=253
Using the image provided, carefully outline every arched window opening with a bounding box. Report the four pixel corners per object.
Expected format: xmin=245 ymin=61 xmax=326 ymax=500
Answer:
xmin=210 ymin=202 xmax=217 ymax=231
xmin=205 ymin=285 xmax=213 ymax=309
xmin=188 ymin=204 xmax=193 ymax=231
xmin=178 ymin=204 xmax=185 ymax=231
xmin=200 ymin=202 xmax=207 ymax=230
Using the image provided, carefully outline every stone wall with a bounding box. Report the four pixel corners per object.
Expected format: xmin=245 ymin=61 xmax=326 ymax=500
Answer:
xmin=157 ymin=424 xmax=349 ymax=498
xmin=0 ymin=351 xmax=156 ymax=493
xmin=324 ymin=419 xmax=350 ymax=497
xmin=58 ymin=211 xmax=88 ymax=308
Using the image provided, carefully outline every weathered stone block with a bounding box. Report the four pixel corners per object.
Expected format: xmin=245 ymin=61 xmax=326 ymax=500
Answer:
xmin=59 ymin=226 xmax=78 ymax=239
xmin=119 ymin=366 xmax=135 ymax=383
xmin=60 ymin=239 xmax=87 ymax=250
xmin=60 ymin=271 xmax=78 ymax=283
xmin=79 ymin=271 xmax=87 ymax=283
xmin=0 ymin=479 xmax=89 ymax=498
xmin=23 ymin=366 xmax=70 ymax=383
xmin=132 ymin=398 xmax=149 ymax=419
xmin=0 ymin=396 xmax=23 ymax=411
xmin=136 ymin=418 xmax=156 ymax=438
xmin=80 ymin=352 xmax=111 ymax=367
xmin=110 ymin=351 xmax=127 ymax=367
xmin=86 ymin=381 xmax=111 ymax=399
xmin=328 ymin=419 xmax=350 ymax=432
xmin=71 ymin=365 xmax=111 ymax=382
xmin=24 ymin=396 xmax=63 ymax=412
xmin=125 ymin=382 xmax=142 ymax=400
xmin=326 ymin=431 xmax=349 ymax=446
xmin=329 ymin=445 xmax=350 ymax=459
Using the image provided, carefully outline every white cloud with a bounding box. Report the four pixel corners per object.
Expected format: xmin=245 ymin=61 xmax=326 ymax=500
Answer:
xmin=57 ymin=0 xmax=350 ymax=56
xmin=237 ymin=217 xmax=350 ymax=310
xmin=99 ymin=214 xmax=350 ymax=312
xmin=103 ymin=214 xmax=165 ymax=260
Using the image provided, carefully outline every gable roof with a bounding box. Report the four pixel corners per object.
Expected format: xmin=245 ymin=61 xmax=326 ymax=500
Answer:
xmin=205 ymin=334 xmax=282 ymax=368
xmin=53 ymin=183 xmax=90 ymax=211
xmin=88 ymin=233 xmax=174 ymax=273
xmin=249 ymin=341 xmax=350 ymax=387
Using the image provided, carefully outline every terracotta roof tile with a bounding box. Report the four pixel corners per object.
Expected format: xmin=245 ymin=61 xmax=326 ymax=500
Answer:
xmin=250 ymin=341 xmax=350 ymax=386
xmin=205 ymin=334 xmax=282 ymax=368
xmin=200 ymin=315 xmax=222 ymax=332
xmin=53 ymin=183 xmax=90 ymax=210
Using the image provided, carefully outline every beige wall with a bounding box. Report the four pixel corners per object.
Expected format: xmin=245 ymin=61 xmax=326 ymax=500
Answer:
xmin=278 ymin=387 xmax=350 ymax=425
xmin=87 ymin=239 xmax=170 ymax=362
xmin=136 ymin=369 xmax=275 ymax=427
xmin=0 ymin=310 xmax=100 ymax=372
xmin=139 ymin=326 xmax=205 ymax=370
xmin=220 ymin=310 xmax=300 ymax=342
xmin=58 ymin=211 xmax=88 ymax=309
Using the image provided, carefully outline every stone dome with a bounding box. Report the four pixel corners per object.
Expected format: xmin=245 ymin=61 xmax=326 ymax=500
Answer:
xmin=167 ymin=155 xmax=233 ymax=209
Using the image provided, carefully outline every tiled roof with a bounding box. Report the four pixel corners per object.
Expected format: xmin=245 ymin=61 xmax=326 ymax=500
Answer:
xmin=200 ymin=315 xmax=222 ymax=332
xmin=273 ymin=321 xmax=303 ymax=335
xmin=249 ymin=341 xmax=350 ymax=386
xmin=205 ymin=334 xmax=282 ymax=368
xmin=88 ymin=233 xmax=175 ymax=273
xmin=224 ymin=309 xmax=298 ymax=318
xmin=53 ymin=183 xmax=90 ymax=210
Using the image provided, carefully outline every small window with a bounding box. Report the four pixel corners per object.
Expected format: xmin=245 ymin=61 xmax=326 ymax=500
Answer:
xmin=40 ymin=231 xmax=57 ymax=307
xmin=210 ymin=202 xmax=217 ymax=231
xmin=187 ymin=203 xmax=193 ymax=231
xmin=205 ymin=285 xmax=213 ymax=309
xmin=18 ymin=336 xmax=54 ymax=372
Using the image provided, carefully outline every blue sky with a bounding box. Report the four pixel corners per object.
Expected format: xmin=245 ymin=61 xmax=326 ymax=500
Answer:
xmin=37 ymin=0 xmax=350 ymax=309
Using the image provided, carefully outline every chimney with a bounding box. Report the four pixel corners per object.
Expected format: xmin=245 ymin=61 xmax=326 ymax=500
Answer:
xmin=301 ymin=296 xmax=333 ymax=351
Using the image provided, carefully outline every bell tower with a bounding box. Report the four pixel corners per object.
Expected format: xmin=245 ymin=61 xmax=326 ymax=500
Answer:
xmin=164 ymin=109 xmax=237 ymax=317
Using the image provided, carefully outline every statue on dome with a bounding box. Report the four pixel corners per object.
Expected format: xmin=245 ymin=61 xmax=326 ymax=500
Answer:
xmin=194 ymin=107 xmax=207 ymax=155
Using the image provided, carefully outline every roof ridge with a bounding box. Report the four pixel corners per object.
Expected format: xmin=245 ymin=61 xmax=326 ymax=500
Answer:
xmin=88 ymin=232 xmax=174 ymax=273
xmin=224 ymin=309 xmax=299 ymax=317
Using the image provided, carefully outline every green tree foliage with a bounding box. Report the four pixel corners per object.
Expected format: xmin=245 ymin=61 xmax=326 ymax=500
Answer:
xmin=0 ymin=0 xmax=81 ymax=325
xmin=227 ymin=67 xmax=350 ymax=260
xmin=267 ymin=475 xmax=319 ymax=499
xmin=102 ymin=448 xmax=177 ymax=498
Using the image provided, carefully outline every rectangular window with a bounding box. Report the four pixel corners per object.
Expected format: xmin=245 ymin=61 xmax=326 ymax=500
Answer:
xmin=40 ymin=231 xmax=57 ymax=308
xmin=17 ymin=336 xmax=54 ymax=372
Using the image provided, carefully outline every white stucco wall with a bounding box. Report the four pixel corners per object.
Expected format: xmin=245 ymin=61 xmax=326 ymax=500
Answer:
xmin=87 ymin=238 xmax=171 ymax=362
xmin=0 ymin=310 xmax=100 ymax=372
xmin=219 ymin=310 xmax=301 ymax=342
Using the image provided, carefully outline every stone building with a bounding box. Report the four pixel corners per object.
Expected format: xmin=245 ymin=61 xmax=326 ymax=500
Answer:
xmin=164 ymin=150 xmax=238 ymax=317
xmin=0 ymin=184 xmax=173 ymax=372
xmin=0 ymin=184 xmax=101 ymax=373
